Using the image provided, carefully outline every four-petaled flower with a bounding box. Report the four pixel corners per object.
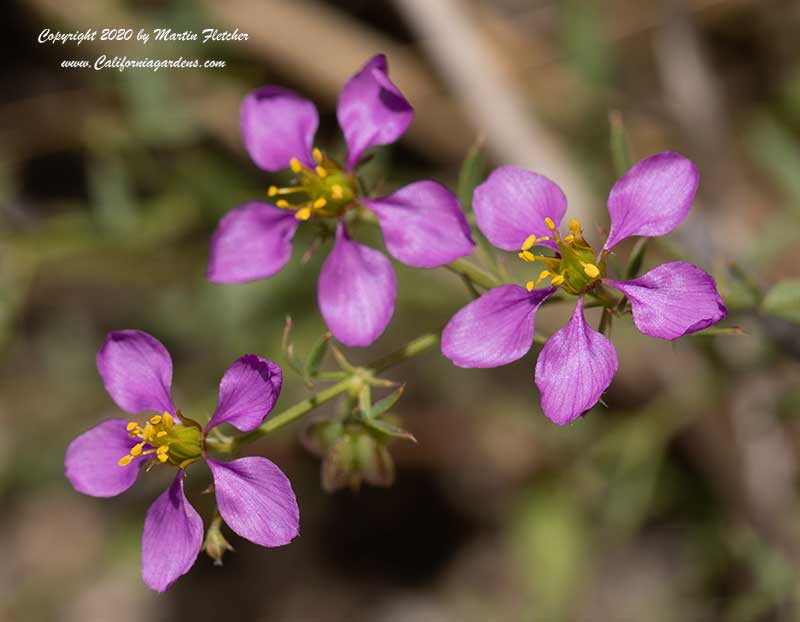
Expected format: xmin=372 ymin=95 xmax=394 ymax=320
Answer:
xmin=441 ymin=152 xmax=727 ymax=425
xmin=65 ymin=330 xmax=299 ymax=591
xmin=207 ymin=54 xmax=475 ymax=347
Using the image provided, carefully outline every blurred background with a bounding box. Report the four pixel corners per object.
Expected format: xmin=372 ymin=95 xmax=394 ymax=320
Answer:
xmin=2 ymin=0 xmax=800 ymax=620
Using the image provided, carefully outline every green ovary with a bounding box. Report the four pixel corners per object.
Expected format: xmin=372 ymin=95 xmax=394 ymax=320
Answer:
xmin=518 ymin=217 xmax=606 ymax=295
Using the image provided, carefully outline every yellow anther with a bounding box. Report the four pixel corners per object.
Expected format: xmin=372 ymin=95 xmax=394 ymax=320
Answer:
xmin=315 ymin=166 xmax=328 ymax=178
xmin=521 ymin=234 xmax=538 ymax=252
xmin=526 ymin=281 xmax=535 ymax=292
xmin=564 ymin=234 xmax=575 ymax=244
xmin=118 ymin=455 xmax=133 ymax=467
xmin=539 ymin=270 xmax=551 ymax=280
xmin=157 ymin=453 xmax=169 ymax=463
xmin=156 ymin=445 xmax=170 ymax=455
xmin=276 ymin=199 xmax=290 ymax=208
xmin=568 ymin=218 xmax=582 ymax=233
xmin=295 ymin=207 xmax=312 ymax=221
xmin=313 ymin=197 xmax=327 ymax=209
xmin=126 ymin=421 xmax=138 ymax=432
xmin=551 ymin=274 xmax=565 ymax=286
xmin=142 ymin=424 xmax=155 ymax=441
xmin=267 ymin=186 xmax=278 ymax=197
xmin=149 ymin=415 xmax=162 ymax=425
xmin=331 ymin=184 xmax=343 ymax=200
xmin=583 ymin=263 xmax=600 ymax=278
xmin=290 ymin=158 xmax=302 ymax=174
xmin=130 ymin=443 xmax=144 ymax=457
xmin=312 ymin=148 xmax=324 ymax=164
xmin=156 ymin=430 xmax=167 ymax=438
xmin=518 ymin=250 xmax=536 ymax=262
xmin=545 ymin=217 xmax=556 ymax=231
xmin=162 ymin=412 xmax=174 ymax=428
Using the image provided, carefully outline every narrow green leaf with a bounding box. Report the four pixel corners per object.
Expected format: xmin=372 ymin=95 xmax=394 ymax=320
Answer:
xmin=762 ymin=279 xmax=800 ymax=324
xmin=358 ymin=384 xmax=372 ymax=417
xmin=690 ymin=326 xmax=747 ymax=337
xmin=457 ymin=139 xmax=487 ymax=212
xmin=367 ymin=385 xmax=405 ymax=418
xmin=304 ymin=332 xmax=331 ymax=383
xmin=624 ymin=237 xmax=648 ymax=279
xmin=609 ymin=110 xmax=633 ymax=176
xmin=281 ymin=316 xmax=305 ymax=376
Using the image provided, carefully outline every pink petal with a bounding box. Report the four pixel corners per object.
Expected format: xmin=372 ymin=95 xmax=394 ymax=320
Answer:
xmin=318 ymin=223 xmax=396 ymax=347
xmin=441 ymin=285 xmax=556 ymax=368
xmin=141 ymin=471 xmax=204 ymax=592
xmin=473 ymin=166 xmax=567 ymax=252
xmin=534 ymin=299 xmax=618 ymax=425
xmin=363 ymin=180 xmax=475 ymax=268
xmin=208 ymin=457 xmax=300 ymax=548
xmin=206 ymin=355 xmax=283 ymax=433
xmin=337 ymin=54 xmax=413 ymax=171
xmin=65 ymin=419 xmax=145 ymax=498
xmin=604 ymin=152 xmax=699 ymax=250
xmin=241 ymin=86 xmax=318 ymax=171
xmin=604 ymin=261 xmax=727 ymax=340
xmin=207 ymin=202 xmax=299 ymax=284
xmin=96 ymin=330 xmax=175 ymax=415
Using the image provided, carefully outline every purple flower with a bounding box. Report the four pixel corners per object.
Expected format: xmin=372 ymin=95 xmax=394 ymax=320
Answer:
xmin=208 ymin=54 xmax=475 ymax=347
xmin=441 ymin=152 xmax=727 ymax=425
xmin=64 ymin=330 xmax=299 ymax=591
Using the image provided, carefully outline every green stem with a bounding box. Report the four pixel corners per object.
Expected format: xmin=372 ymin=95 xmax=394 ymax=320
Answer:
xmin=446 ymin=258 xmax=501 ymax=290
xmin=370 ymin=332 xmax=439 ymax=373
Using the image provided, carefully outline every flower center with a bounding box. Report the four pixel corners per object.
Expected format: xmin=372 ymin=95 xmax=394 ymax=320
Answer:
xmin=268 ymin=148 xmax=356 ymax=221
xmin=118 ymin=412 xmax=202 ymax=469
xmin=517 ymin=217 xmax=606 ymax=295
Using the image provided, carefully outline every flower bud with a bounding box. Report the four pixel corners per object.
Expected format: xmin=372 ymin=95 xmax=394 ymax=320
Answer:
xmin=320 ymin=429 xmax=395 ymax=493
xmin=203 ymin=515 xmax=234 ymax=566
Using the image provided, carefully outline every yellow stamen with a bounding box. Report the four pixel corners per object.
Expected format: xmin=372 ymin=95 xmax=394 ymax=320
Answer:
xmin=156 ymin=430 xmax=167 ymax=438
xmin=583 ymin=263 xmax=600 ymax=278
xmin=331 ymin=184 xmax=343 ymax=200
xmin=518 ymin=251 xmax=536 ymax=263
xmin=315 ymin=166 xmax=328 ymax=178
xmin=130 ymin=443 xmax=144 ymax=457
xmin=521 ymin=234 xmax=538 ymax=252
xmin=568 ymin=218 xmax=582 ymax=233
xmin=526 ymin=280 xmax=535 ymax=292
xmin=295 ymin=207 xmax=312 ymax=221
xmin=149 ymin=415 xmax=162 ymax=425
xmin=118 ymin=455 xmax=133 ymax=467
xmin=276 ymin=199 xmax=290 ymax=208
xmin=162 ymin=412 xmax=174 ymax=428
xmin=157 ymin=453 xmax=169 ymax=463
xmin=564 ymin=234 xmax=575 ymax=244
xmin=544 ymin=217 xmax=556 ymax=231
xmin=267 ymin=186 xmax=278 ymax=197
xmin=142 ymin=424 xmax=155 ymax=441
xmin=313 ymin=197 xmax=327 ymax=209
xmin=126 ymin=421 xmax=138 ymax=432
xmin=156 ymin=445 xmax=170 ymax=455
xmin=312 ymin=148 xmax=324 ymax=164
xmin=551 ymin=274 xmax=565 ymax=286
xmin=290 ymin=158 xmax=302 ymax=174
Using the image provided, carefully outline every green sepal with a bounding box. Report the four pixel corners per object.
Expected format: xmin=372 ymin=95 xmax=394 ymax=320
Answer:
xmin=303 ymin=332 xmax=331 ymax=387
xmin=281 ymin=316 xmax=306 ymax=377
xmin=365 ymin=384 xmax=405 ymax=419
xmin=362 ymin=416 xmax=417 ymax=444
